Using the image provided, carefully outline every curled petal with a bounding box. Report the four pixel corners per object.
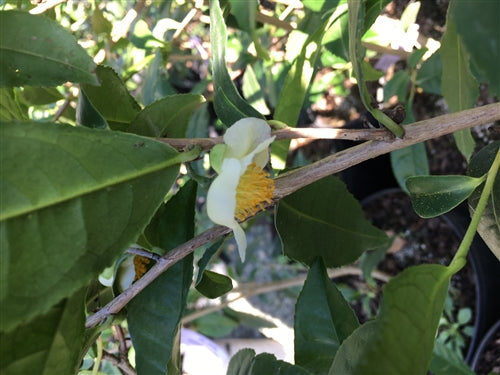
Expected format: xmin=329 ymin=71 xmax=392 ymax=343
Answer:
xmin=224 ymin=118 xmax=272 ymax=160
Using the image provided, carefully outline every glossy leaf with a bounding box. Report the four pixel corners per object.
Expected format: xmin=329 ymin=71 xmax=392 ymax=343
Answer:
xmin=440 ymin=8 xmax=478 ymax=161
xmin=467 ymin=141 xmax=500 ymax=260
xmin=330 ymin=264 xmax=451 ymax=374
xmin=0 ymin=288 xmax=86 ymax=375
xmin=209 ymin=0 xmax=263 ymax=126
xmin=0 ymin=121 xmax=195 ymax=332
xmin=128 ymin=180 xmax=197 ymax=375
xmin=275 ymin=176 xmax=388 ymax=267
xmin=195 ymin=270 xmax=233 ymax=299
xmin=80 ymin=65 xmax=141 ymax=131
xmin=0 ymin=10 xmax=97 ymax=87
xmin=407 ymin=175 xmax=485 ymax=218
xmin=450 ymin=0 xmax=500 ymax=96
xmin=347 ymin=0 xmax=404 ymax=137
xmin=128 ymin=94 xmax=205 ymax=137
xmin=295 ymin=258 xmax=359 ymax=374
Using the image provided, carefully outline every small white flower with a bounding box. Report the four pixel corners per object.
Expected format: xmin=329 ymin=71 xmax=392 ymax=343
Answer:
xmin=207 ymin=118 xmax=275 ymax=261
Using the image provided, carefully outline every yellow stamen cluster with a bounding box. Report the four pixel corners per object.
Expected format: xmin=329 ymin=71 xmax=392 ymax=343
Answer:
xmin=133 ymin=255 xmax=150 ymax=281
xmin=235 ymin=162 xmax=275 ymax=221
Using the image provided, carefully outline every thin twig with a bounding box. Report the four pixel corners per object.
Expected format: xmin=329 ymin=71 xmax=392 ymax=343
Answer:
xmin=85 ymin=103 xmax=500 ymax=329
xmin=157 ymin=127 xmax=394 ymax=151
xmin=126 ymin=247 xmax=161 ymax=261
xmin=102 ymin=351 xmax=136 ymax=375
xmin=86 ymin=225 xmax=231 ymax=328
xmin=182 ymin=266 xmax=391 ymax=324
xmin=112 ymin=325 xmax=130 ymax=364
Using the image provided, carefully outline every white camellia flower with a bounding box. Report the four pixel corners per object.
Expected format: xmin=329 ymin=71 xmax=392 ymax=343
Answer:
xmin=207 ymin=118 xmax=275 ymax=261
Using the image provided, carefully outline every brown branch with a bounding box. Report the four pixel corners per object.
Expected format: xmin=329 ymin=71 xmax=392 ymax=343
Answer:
xmin=86 ymin=103 xmax=500 ymax=329
xmin=157 ymin=127 xmax=394 ymax=151
xmin=86 ymin=225 xmax=231 ymax=328
xmin=274 ymin=103 xmax=500 ymax=199
xmin=102 ymin=351 xmax=136 ymax=375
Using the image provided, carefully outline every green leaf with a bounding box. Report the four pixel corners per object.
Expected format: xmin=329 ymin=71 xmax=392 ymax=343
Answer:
xmin=91 ymin=7 xmax=112 ymax=35
xmin=195 ymin=239 xmax=225 ymax=285
xmin=429 ymin=340 xmax=475 ymax=375
xmin=0 ymin=11 xmax=98 ymax=87
xmin=0 ymin=88 xmax=28 ymax=121
xmin=194 ymin=312 xmax=238 ymax=338
xmin=223 ymin=308 xmax=276 ymax=329
xmin=450 ymin=0 xmax=500 ymax=97
xmin=416 ymin=51 xmax=442 ymax=95
xmin=195 ymin=270 xmax=233 ymax=299
xmin=347 ymin=1 xmax=404 ymax=137
xmin=128 ymin=180 xmax=197 ymax=375
xmin=210 ymin=0 xmax=263 ymax=126
xmin=330 ymin=264 xmax=451 ymax=375
xmin=359 ymin=241 xmax=391 ymax=285
xmin=467 ymin=141 xmax=500 ymax=260
xmin=440 ymin=7 xmax=478 ymax=161
xmin=383 ymin=70 xmax=410 ymax=103
xmin=226 ymin=349 xmax=310 ymax=375
xmin=406 ymin=175 xmax=485 ymax=218
xmin=229 ymin=0 xmax=269 ymax=60
xmin=242 ymin=64 xmax=270 ymax=115
xmin=408 ymin=47 xmax=428 ymax=69
xmin=295 ymin=258 xmax=359 ymax=374
xmin=19 ymin=87 xmax=64 ymax=106
xmin=80 ymin=65 xmax=141 ymax=131
xmin=0 ymin=288 xmax=86 ymax=375
xmin=76 ymin=89 xmax=108 ymax=129
xmin=272 ymin=16 xmax=331 ymax=168
xmin=227 ymin=348 xmax=256 ymax=375
xmin=128 ymin=94 xmax=205 ymax=137
xmin=390 ymin=139 xmax=429 ymax=192
xmin=0 ymin=121 xmax=194 ymax=332
xmin=275 ymin=176 xmax=388 ymax=267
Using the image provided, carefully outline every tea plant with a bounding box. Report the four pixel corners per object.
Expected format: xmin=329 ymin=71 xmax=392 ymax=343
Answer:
xmin=1 ymin=0 xmax=499 ymax=374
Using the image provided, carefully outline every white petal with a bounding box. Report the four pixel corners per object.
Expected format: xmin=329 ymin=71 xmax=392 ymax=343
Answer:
xmin=232 ymin=224 xmax=247 ymax=262
xmin=224 ymin=118 xmax=272 ymax=160
xmin=206 ymin=158 xmax=241 ymax=227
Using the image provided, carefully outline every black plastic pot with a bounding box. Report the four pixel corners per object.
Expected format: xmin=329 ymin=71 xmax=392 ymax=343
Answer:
xmin=443 ymin=204 xmax=500 ymax=365
xmin=470 ymin=319 xmax=500 ymax=373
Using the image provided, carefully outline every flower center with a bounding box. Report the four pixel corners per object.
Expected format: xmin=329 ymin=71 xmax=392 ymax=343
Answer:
xmin=235 ymin=162 xmax=275 ymax=221
xmin=133 ymin=255 xmax=150 ymax=280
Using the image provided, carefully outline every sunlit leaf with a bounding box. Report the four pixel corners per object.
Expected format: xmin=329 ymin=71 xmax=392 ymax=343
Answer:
xmin=209 ymin=0 xmax=263 ymax=126
xmin=0 ymin=11 xmax=97 ymax=87
xmin=330 ymin=264 xmax=450 ymax=374
xmin=0 ymin=121 xmax=195 ymax=332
